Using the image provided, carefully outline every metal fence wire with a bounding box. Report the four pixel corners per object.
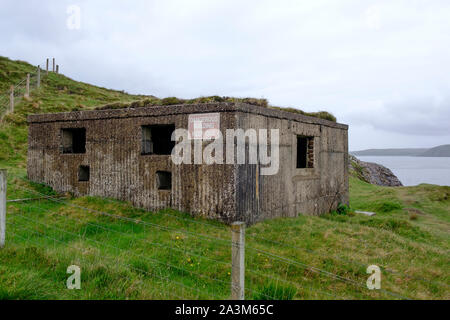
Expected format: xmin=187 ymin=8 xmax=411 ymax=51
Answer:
xmin=0 ymin=64 xmax=48 ymax=121
xmin=0 ymin=171 xmax=437 ymax=300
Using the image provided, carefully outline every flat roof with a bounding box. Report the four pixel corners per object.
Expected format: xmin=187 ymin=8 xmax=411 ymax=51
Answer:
xmin=27 ymin=102 xmax=348 ymax=130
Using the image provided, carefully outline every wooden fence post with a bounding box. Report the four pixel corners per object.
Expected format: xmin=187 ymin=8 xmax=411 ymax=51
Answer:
xmin=52 ymin=58 xmax=55 ymax=72
xmin=231 ymin=221 xmax=245 ymax=300
xmin=9 ymin=85 xmax=14 ymax=113
xmin=0 ymin=169 xmax=6 ymax=248
xmin=37 ymin=66 xmax=41 ymax=88
xmin=56 ymin=65 xmax=59 ymax=74
xmin=25 ymin=73 xmax=30 ymax=98
xmin=46 ymin=58 xmax=49 ymax=75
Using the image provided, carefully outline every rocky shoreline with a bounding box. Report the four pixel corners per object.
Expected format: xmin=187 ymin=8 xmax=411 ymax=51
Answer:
xmin=349 ymin=154 xmax=403 ymax=187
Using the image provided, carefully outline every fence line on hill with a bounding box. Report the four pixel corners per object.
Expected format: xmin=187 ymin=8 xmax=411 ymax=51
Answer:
xmin=0 ymin=173 xmax=425 ymax=300
xmin=0 ymin=58 xmax=60 ymax=121
xmin=0 ymin=71 xmax=40 ymax=121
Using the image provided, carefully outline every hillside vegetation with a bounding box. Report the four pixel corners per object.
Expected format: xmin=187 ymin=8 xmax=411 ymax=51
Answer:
xmin=0 ymin=56 xmax=448 ymax=300
xmin=96 ymin=96 xmax=337 ymax=122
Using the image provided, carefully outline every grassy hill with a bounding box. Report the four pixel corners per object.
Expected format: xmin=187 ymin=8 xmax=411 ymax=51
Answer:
xmin=0 ymin=56 xmax=147 ymax=166
xmin=0 ymin=56 xmax=448 ymax=300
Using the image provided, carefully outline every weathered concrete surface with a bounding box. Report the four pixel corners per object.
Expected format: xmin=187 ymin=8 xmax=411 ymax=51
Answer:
xmin=27 ymin=102 xmax=349 ymax=225
xmin=235 ymin=111 xmax=348 ymax=223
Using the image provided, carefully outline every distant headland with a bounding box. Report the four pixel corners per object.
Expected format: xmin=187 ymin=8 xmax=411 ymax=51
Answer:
xmin=351 ymin=144 xmax=450 ymax=157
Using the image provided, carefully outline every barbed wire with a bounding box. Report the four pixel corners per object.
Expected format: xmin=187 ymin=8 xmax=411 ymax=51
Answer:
xmin=10 ymin=198 xmax=232 ymax=268
xmin=9 ymin=212 xmax=227 ymax=299
xmin=12 ymin=205 xmax=232 ymax=287
xmin=29 ymin=184 xmax=448 ymax=292
xmin=0 ymin=67 xmax=47 ymax=119
xmin=9 ymin=192 xmax=279 ymax=299
xmin=13 ymin=183 xmax=232 ymax=246
xmin=93 ymin=180 xmax=449 ymax=290
xmin=7 ymin=186 xmax=403 ymax=300
xmin=245 ymin=229 xmax=450 ymax=290
xmin=7 ymin=184 xmax=346 ymax=300
xmin=7 ymin=175 xmax=445 ymax=300
xmin=246 ymin=246 xmax=412 ymax=300
xmin=245 ymin=266 xmax=347 ymax=300
xmin=8 ymin=203 xmax=280 ymax=300
xmin=7 ymin=225 xmax=191 ymax=300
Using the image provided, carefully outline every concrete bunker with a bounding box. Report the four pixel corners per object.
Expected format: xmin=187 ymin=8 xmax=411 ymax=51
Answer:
xmin=27 ymin=102 xmax=349 ymax=225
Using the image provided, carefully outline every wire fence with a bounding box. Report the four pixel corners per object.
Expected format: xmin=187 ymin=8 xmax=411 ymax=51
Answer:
xmin=0 ymin=65 xmax=49 ymax=121
xmin=2 ymin=173 xmax=448 ymax=300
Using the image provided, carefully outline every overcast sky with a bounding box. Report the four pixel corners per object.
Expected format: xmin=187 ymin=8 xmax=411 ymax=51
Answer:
xmin=1 ymin=0 xmax=449 ymax=150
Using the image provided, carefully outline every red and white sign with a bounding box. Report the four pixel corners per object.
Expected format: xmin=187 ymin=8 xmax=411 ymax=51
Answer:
xmin=188 ymin=113 xmax=220 ymax=140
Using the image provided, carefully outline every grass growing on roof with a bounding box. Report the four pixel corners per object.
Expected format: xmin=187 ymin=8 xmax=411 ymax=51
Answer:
xmin=95 ymin=96 xmax=338 ymax=122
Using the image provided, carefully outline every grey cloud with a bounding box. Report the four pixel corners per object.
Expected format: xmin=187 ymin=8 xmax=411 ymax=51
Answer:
xmin=345 ymin=95 xmax=450 ymax=136
xmin=1 ymin=0 xmax=450 ymax=150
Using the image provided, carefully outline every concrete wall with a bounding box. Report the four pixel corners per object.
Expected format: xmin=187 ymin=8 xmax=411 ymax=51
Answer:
xmin=235 ymin=107 xmax=348 ymax=224
xmin=28 ymin=107 xmax=238 ymax=222
xmin=27 ymin=102 xmax=348 ymax=225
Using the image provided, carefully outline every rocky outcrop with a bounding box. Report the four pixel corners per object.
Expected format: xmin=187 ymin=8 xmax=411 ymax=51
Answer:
xmin=349 ymin=155 xmax=403 ymax=187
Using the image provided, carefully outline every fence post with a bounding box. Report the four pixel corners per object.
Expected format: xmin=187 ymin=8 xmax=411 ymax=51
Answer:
xmin=52 ymin=58 xmax=55 ymax=72
xmin=56 ymin=65 xmax=59 ymax=74
xmin=9 ymin=85 xmax=14 ymax=113
xmin=46 ymin=58 xmax=49 ymax=75
xmin=25 ymin=73 xmax=30 ymax=98
xmin=231 ymin=221 xmax=245 ymax=300
xmin=0 ymin=169 xmax=6 ymax=248
xmin=37 ymin=66 xmax=41 ymax=88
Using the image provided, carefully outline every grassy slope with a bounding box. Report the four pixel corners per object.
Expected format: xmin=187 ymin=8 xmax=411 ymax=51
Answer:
xmin=0 ymin=56 xmax=145 ymax=167
xmin=0 ymin=57 xmax=448 ymax=300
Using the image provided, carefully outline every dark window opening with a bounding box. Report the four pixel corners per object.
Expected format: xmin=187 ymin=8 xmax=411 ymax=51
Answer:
xmin=78 ymin=165 xmax=90 ymax=182
xmin=296 ymin=136 xmax=314 ymax=169
xmin=61 ymin=128 xmax=86 ymax=154
xmin=142 ymin=124 xmax=175 ymax=155
xmin=156 ymin=171 xmax=172 ymax=190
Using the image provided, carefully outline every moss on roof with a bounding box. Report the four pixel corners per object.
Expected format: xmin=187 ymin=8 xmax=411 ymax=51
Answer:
xmin=95 ymin=96 xmax=337 ymax=122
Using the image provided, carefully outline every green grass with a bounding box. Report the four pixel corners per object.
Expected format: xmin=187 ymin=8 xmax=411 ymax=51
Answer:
xmin=1 ymin=175 xmax=448 ymax=300
xmin=96 ymin=96 xmax=337 ymax=122
xmin=0 ymin=56 xmax=145 ymax=166
xmin=0 ymin=56 xmax=449 ymax=300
